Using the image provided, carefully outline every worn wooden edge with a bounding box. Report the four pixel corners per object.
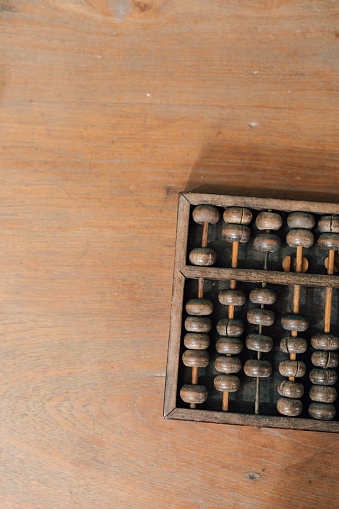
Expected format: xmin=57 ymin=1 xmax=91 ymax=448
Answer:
xmin=165 ymin=408 xmax=339 ymax=433
xmin=181 ymin=266 xmax=339 ymax=288
xmin=163 ymin=195 xmax=190 ymax=417
xmin=183 ymin=192 xmax=339 ymax=214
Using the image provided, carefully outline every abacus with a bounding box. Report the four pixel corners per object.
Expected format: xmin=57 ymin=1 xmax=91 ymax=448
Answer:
xmin=164 ymin=193 xmax=339 ymax=433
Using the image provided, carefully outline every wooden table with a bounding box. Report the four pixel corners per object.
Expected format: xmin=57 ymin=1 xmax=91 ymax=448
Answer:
xmin=0 ymin=1 xmax=338 ymax=508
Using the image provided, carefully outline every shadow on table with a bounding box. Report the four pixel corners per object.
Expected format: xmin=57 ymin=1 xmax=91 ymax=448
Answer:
xmin=184 ymin=141 xmax=339 ymax=204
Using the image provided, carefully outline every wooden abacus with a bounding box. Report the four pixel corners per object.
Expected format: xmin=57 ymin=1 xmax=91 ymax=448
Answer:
xmin=164 ymin=193 xmax=339 ymax=433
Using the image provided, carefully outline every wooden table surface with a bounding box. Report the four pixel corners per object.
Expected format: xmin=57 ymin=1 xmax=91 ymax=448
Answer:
xmin=1 ymin=1 xmax=339 ymax=508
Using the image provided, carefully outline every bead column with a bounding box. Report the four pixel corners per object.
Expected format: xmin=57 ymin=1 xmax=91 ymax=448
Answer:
xmin=244 ymin=211 xmax=282 ymax=414
xmin=308 ymin=215 xmax=339 ymax=420
xmin=277 ymin=212 xmax=314 ymax=417
xmin=214 ymin=207 xmax=252 ymax=412
xmin=180 ymin=205 xmax=220 ymax=408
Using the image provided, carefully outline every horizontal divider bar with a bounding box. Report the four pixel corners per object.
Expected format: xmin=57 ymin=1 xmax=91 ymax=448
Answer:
xmin=181 ymin=265 xmax=339 ymax=288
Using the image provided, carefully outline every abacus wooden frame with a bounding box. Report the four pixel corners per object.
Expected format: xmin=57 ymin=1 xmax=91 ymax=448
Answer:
xmin=164 ymin=192 xmax=339 ymax=433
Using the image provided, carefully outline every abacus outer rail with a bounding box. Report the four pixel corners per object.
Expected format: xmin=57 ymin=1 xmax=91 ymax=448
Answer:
xmin=164 ymin=408 xmax=339 ymax=433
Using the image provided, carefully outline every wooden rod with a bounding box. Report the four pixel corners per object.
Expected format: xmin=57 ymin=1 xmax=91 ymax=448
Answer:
xmin=222 ymin=240 xmax=240 ymax=412
xmin=190 ymin=222 xmax=209 ymax=408
xmin=201 ymin=222 xmax=209 ymax=248
xmin=324 ymin=249 xmax=335 ymax=333
xmin=222 ymin=391 xmax=229 ymax=412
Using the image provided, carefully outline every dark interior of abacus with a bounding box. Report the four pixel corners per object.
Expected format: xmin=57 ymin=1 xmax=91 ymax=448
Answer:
xmin=165 ymin=194 xmax=339 ymax=432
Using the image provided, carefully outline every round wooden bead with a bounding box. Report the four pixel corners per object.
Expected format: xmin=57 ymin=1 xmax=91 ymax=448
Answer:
xmin=247 ymin=308 xmax=275 ymax=327
xmin=192 ymin=205 xmax=220 ymax=225
xmin=246 ymin=333 xmax=273 ymax=353
xmin=189 ymin=247 xmax=217 ymax=266
xmin=256 ymin=211 xmax=282 ymax=231
xmin=311 ymin=333 xmax=339 ymax=351
xmin=280 ymin=336 xmax=307 ymax=354
xmin=279 ymin=360 xmax=306 ymax=378
xmin=308 ymin=402 xmax=336 ymax=421
xmin=249 ymin=288 xmax=276 ymax=305
xmin=216 ymin=318 xmax=244 ymax=337
xmin=214 ymin=374 xmax=240 ymax=392
xmin=182 ymin=349 xmax=209 ymax=368
xmin=318 ymin=233 xmax=339 ymax=250
xmin=287 ymin=212 xmax=315 ymax=230
xmin=311 ymin=351 xmax=339 ymax=369
xmin=286 ymin=229 xmax=314 ymax=248
xmin=253 ymin=233 xmax=281 ymax=252
xmin=184 ymin=333 xmax=210 ymax=350
xmin=281 ymin=313 xmax=309 ymax=332
xmin=277 ymin=398 xmax=303 ymax=417
xmin=185 ymin=316 xmax=212 ymax=333
xmin=185 ymin=298 xmax=213 ymax=316
xmin=223 ymin=207 xmax=252 ymax=225
xmin=180 ymin=384 xmax=208 ymax=404
xmin=222 ymin=224 xmax=251 ymax=243
xmin=318 ymin=215 xmax=339 ymax=233
xmin=243 ymin=360 xmax=272 ymax=378
xmin=216 ymin=337 xmax=243 ymax=355
xmin=309 ymin=368 xmax=338 ymax=386
xmin=277 ymin=380 xmax=304 ymax=399
xmin=215 ymin=356 xmax=242 ymax=374
xmin=218 ymin=289 xmax=246 ymax=306
xmin=309 ymin=385 xmax=337 ymax=404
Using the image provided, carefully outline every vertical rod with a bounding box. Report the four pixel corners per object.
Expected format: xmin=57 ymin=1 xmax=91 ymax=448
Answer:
xmin=324 ymin=249 xmax=335 ymax=333
xmin=190 ymin=221 xmax=209 ymax=409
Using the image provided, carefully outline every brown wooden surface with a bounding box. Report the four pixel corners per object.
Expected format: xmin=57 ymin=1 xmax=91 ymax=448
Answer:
xmin=1 ymin=1 xmax=339 ymax=508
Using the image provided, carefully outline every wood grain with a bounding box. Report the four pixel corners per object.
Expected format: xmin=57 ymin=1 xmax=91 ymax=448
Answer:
xmin=0 ymin=1 xmax=338 ymax=508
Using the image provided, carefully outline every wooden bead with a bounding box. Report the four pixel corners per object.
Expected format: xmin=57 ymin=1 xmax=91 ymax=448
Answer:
xmin=247 ymin=308 xmax=275 ymax=327
xmin=277 ymin=398 xmax=303 ymax=417
xmin=218 ymin=289 xmax=246 ymax=306
xmin=277 ymin=380 xmax=304 ymax=399
xmin=287 ymin=212 xmax=315 ymax=230
xmin=311 ymin=351 xmax=339 ymax=369
xmin=216 ymin=318 xmax=244 ymax=337
xmin=249 ymin=288 xmax=276 ymax=305
xmin=311 ymin=333 xmax=339 ymax=351
xmin=286 ymin=229 xmax=314 ymax=248
xmin=214 ymin=374 xmax=240 ymax=392
xmin=215 ymin=356 xmax=242 ymax=374
xmin=280 ymin=336 xmax=307 ymax=354
xmin=308 ymin=402 xmax=336 ymax=421
xmin=185 ymin=298 xmax=213 ymax=316
xmin=223 ymin=207 xmax=252 ymax=225
xmin=281 ymin=313 xmax=309 ymax=332
xmin=246 ymin=333 xmax=273 ymax=353
xmin=222 ymin=224 xmax=251 ymax=243
xmin=216 ymin=337 xmax=243 ymax=355
xmin=189 ymin=247 xmax=217 ymax=266
xmin=243 ymin=359 xmax=272 ymax=378
xmin=279 ymin=360 xmax=306 ymax=378
xmin=318 ymin=233 xmax=339 ymax=251
xmin=318 ymin=215 xmax=339 ymax=233
xmin=180 ymin=384 xmax=208 ymax=404
xmin=309 ymin=368 xmax=338 ymax=386
xmin=182 ymin=349 xmax=209 ymax=367
xmin=192 ymin=205 xmax=220 ymax=225
xmin=184 ymin=333 xmax=210 ymax=350
xmin=184 ymin=316 xmax=212 ymax=333
xmin=253 ymin=233 xmax=281 ymax=252
xmin=256 ymin=211 xmax=282 ymax=231
xmin=309 ymin=385 xmax=337 ymax=404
